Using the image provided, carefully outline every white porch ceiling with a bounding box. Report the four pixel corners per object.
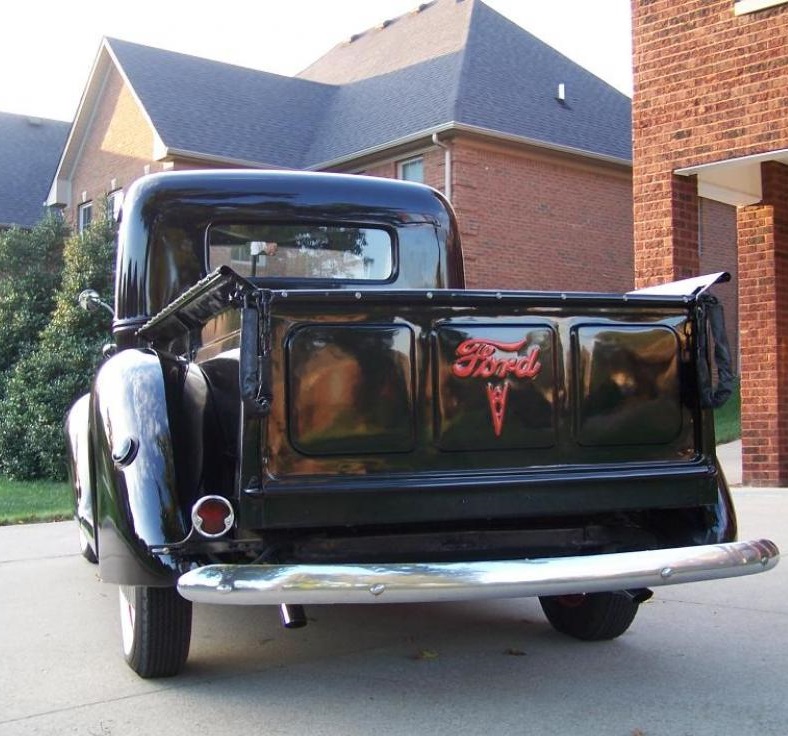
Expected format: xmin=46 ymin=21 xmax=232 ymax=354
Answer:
xmin=675 ymin=149 xmax=788 ymax=206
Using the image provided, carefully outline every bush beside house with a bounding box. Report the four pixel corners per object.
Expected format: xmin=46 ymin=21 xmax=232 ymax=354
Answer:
xmin=0 ymin=215 xmax=67 ymax=378
xmin=0 ymin=210 xmax=115 ymax=480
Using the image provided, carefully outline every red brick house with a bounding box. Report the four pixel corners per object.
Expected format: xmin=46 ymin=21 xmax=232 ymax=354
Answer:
xmin=48 ymin=0 xmax=634 ymax=293
xmin=631 ymin=0 xmax=788 ymax=484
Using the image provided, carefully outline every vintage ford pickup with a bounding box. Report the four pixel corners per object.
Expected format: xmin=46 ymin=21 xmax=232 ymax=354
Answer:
xmin=66 ymin=170 xmax=779 ymax=678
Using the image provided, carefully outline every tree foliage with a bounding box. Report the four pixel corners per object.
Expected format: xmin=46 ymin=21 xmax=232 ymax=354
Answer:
xmin=0 ymin=215 xmax=68 ymax=378
xmin=0 ymin=210 xmax=116 ymax=479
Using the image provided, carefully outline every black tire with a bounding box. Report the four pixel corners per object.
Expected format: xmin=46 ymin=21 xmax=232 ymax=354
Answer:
xmin=539 ymin=591 xmax=639 ymax=641
xmin=119 ymin=585 xmax=192 ymax=678
xmin=78 ymin=526 xmax=98 ymax=564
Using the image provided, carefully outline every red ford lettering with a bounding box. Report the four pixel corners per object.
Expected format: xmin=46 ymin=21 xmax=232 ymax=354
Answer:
xmin=451 ymin=338 xmax=542 ymax=436
xmin=452 ymin=338 xmax=541 ymax=379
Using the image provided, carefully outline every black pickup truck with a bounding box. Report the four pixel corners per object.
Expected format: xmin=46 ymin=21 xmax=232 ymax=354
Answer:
xmin=66 ymin=170 xmax=779 ymax=678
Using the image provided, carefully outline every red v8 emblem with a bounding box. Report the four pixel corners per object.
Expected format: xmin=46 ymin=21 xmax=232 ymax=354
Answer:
xmin=485 ymin=383 xmax=510 ymax=437
xmin=451 ymin=337 xmax=542 ymax=437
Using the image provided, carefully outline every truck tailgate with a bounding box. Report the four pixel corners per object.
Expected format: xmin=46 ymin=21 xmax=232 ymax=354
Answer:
xmin=238 ymin=288 xmax=714 ymax=529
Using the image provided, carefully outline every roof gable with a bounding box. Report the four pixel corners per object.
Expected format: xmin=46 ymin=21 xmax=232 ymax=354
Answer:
xmin=0 ymin=112 xmax=69 ymax=227
xmin=107 ymin=38 xmax=335 ymax=168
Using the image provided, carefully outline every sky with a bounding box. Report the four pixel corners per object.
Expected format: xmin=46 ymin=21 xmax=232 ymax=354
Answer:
xmin=0 ymin=0 xmax=632 ymax=122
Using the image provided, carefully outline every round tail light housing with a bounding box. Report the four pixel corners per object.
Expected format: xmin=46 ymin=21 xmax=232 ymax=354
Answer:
xmin=191 ymin=496 xmax=234 ymax=538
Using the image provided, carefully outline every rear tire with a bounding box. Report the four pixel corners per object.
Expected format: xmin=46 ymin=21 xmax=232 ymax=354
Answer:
xmin=119 ymin=585 xmax=192 ymax=678
xmin=78 ymin=526 xmax=98 ymax=564
xmin=539 ymin=591 xmax=639 ymax=641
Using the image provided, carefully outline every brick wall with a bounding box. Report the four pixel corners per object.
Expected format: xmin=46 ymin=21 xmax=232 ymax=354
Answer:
xmin=738 ymin=162 xmax=788 ymax=484
xmin=633 ymin=0 xmax=788 ymax=285
xmin=634 ymin=0 xmax=788 ymax=166
xmin=632 ymin=0 xmax=788 ymax=484
xmin=363 ymin=140 xmax=633 ymax=291
xmin=450 ymin=138 xmax=633 ymax=291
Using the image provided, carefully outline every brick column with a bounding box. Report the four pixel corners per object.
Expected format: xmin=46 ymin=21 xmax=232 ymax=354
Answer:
xmin=738 ymin=162 xmax=788 ymax=486
xmin=634 ymin=174 xmax=700 ymax=288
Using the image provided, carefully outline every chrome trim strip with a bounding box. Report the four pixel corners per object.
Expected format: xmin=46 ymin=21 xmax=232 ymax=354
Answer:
xmin=177 ymin=539 xmax=779 ymax=606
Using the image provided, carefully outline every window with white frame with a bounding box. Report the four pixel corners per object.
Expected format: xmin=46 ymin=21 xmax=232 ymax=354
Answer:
xmin=78 ymin=201 xmax=93 ymax=233
xmin=398 ymin=157 xmax=424 ymax=183
xmin=106 ymin=190 xmax=123 ymax=222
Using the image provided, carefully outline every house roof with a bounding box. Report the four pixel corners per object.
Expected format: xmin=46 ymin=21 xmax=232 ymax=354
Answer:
xmin=303 ymin=0 xmax=632 ymax=165
xmin=456 ymin=2 xmax=631 ymax=161
xmin=0 ymin=112 xmax=69 ymax=227
xmin=305 ymin=51 xmax=464 ymax=166
xmin=49 ymin=0 xmax=631 ymax=205
xmin=297 ymin=0 xmax=474 ymax=84
xmin=106 ymin=38 xmax=334 ymax=169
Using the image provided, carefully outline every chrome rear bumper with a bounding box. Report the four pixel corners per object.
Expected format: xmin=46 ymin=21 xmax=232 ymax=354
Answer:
xmin=177 ymin=539 xmax=779 ymax=606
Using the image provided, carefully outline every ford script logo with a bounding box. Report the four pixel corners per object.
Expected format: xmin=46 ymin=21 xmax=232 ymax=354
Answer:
xmin=451 ymin=338 xmax=542 ymax=436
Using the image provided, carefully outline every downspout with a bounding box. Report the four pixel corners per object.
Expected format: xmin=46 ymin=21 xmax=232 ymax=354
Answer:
xmin=432 ymin=132 xmax=452 ymax=202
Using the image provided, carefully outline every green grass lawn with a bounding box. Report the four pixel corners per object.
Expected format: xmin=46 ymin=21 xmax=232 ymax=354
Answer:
xmin=0 ymin=478 xmax=72 ymax=525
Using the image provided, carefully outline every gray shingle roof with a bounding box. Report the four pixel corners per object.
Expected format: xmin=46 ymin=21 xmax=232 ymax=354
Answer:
xmin=297 ymin=0 xmax=473 ymax=84
xmin=0 ymin=112 xmax=69 ymax=228
xmin=305 ymin=52 xmax=464 ymax=165
xmin=455 ymin=2 xmax=631 ymax=161
xmin=104 ymin=0 xmax=631 ymax=170
xmin=108 ymin=38 xmax=334 ymax=168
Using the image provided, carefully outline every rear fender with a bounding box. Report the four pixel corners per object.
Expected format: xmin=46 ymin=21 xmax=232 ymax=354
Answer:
xmin=709 ymin=457 xmax=737 ymax=544
xmin=91 ymin=349 xmax=192 ymax=586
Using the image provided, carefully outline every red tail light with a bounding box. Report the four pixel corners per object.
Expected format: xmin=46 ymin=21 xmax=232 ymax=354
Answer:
xmin=191 ymin=496 xmax=234 ymax=538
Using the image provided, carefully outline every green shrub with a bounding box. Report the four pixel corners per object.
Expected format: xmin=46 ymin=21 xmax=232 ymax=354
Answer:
xmin=0 ymin=215 xmax=68 ymax=378
xmin=0 ymin=210 xmax=116 ymax=479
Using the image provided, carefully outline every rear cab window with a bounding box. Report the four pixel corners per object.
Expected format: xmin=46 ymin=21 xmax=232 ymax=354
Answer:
xmin=208 ymin=223 xmax=393 ymax=282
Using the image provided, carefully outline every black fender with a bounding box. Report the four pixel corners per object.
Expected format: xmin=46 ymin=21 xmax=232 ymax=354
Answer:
xmin=65 ymin=393 xmax=97 ymax=557
xmin=91 ymin=348 xmax=212 ymax=586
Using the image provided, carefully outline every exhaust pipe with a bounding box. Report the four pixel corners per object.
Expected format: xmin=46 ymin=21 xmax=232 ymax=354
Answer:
xmin=624 ymin=588 xmax=653 ymax=605
xmin=279 ymin=603 xmax=307 ymax=629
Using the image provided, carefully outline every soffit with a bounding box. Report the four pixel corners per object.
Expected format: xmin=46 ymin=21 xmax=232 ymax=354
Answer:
xmin=676 ymin=150 xmax=788 ymax=206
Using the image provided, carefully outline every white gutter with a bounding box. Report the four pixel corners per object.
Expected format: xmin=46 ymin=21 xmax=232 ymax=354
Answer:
xmin=432 ymin=132 xmax=452 ymax=201
xmin=149 ymin=123 xmax=631 ymax=180
xmin=307 ymin=121 xmax=632 ymax=172
xmin=157 ymin=147 xmax=285 ymax=170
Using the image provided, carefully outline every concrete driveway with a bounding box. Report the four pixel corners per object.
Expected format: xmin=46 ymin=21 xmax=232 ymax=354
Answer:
xmin=1 ymin=487 xmax=786 ymax=736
